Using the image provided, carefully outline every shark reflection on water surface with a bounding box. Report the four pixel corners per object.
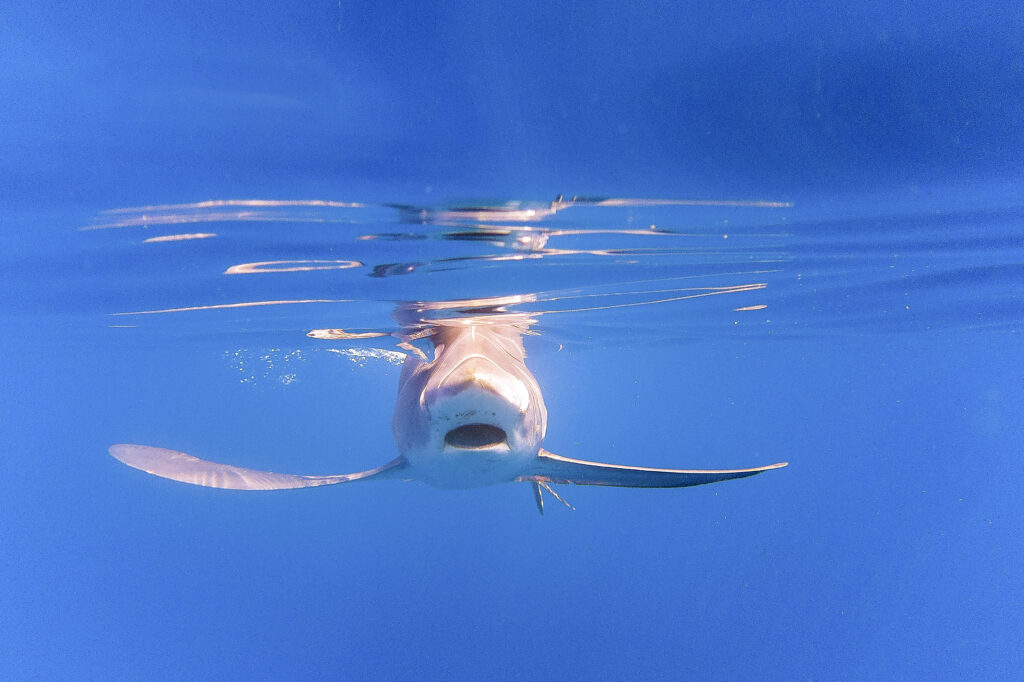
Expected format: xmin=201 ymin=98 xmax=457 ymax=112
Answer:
xmin=111 ymin=297 xmax=787 ymax=514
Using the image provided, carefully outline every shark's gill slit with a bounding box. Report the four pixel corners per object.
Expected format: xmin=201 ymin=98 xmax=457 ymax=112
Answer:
xmin=444 ymin=423 xmax=507 ymax=449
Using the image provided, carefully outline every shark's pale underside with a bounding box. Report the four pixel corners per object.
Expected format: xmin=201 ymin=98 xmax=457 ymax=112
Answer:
xmin=111 ymin=310 xmax=786 ymax=513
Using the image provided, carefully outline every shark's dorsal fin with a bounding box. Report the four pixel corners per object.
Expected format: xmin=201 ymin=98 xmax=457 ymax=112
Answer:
xmin=109 ymin=444 xmax=407 ymax=490
xmin=520 ymin=449 xmax=787 ymax=488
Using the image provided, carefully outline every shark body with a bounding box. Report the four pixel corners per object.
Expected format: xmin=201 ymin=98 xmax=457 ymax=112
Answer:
xmin=111 ymin=316 xmax=786 ymax=512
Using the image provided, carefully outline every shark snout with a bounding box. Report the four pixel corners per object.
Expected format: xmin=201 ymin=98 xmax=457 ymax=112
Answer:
xmin=422 ymin=356 xmax=531 ymax=453
xmin=429 ymin=356 xmax=530 ymax=415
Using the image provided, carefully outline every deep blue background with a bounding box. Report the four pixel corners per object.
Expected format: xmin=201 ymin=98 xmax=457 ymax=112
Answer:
xmin=2 ymin=1 xmax=1023 ymax=679
xmin=4 ymin=1 xmax=1023 ymax=206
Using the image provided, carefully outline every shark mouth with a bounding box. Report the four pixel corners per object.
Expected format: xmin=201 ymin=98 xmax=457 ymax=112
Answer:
xmin=444 ymin=423 xmax=508 ymax=449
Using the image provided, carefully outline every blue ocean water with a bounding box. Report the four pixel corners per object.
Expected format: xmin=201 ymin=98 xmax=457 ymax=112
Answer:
xmin=2 ymin=2 xmax=1023 ymax=679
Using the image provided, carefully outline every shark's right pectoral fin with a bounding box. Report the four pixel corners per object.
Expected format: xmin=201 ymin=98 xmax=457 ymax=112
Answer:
xmin=521 ymin=448 xmax=787 ymax=488
xmin=109 ymin=444 xmax=408 ymax=491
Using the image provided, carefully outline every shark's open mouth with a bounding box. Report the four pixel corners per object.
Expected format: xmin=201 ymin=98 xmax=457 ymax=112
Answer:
xmin=444 ymin=423 xmax=507 ymax=449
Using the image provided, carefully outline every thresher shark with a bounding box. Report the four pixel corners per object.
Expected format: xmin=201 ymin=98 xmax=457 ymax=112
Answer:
xmin=110 ymin=298 xmax=787 ymax=513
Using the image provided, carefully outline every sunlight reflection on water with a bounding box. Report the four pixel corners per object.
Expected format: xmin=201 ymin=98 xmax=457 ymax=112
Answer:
xmin=72 ymin=196 xmax=1024 ymax=350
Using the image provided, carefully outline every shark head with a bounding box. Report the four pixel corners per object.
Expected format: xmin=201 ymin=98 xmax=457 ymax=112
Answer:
xmin=391 ymin=323 xmax=547 ymax=488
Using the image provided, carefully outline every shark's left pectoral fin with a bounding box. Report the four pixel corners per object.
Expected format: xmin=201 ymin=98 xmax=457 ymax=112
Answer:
xmin=109 ymin=444 xmax=408 ymax=490
xmin=520 ymin=449 xmax=787 ymax=488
